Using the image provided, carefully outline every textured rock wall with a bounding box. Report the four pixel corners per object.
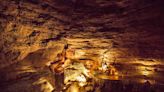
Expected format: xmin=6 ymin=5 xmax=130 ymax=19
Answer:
xmin=0 ymin=0 xmax=164 ymax=92
xmin=0 ymin=0 xmax=163 ymax=67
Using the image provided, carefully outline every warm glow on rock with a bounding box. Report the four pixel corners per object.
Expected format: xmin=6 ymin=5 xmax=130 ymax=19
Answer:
xmin=68 ymin=83 xmax=79 ymax=92
xmin=75 ymin=50 xmax=86 ymax=58
xmin=33 ymin=78 xmax=54 ymax=92
xmin=0 ymin=0 xmax=163 ymax=92
xmin=138 ymin=66 xmax=154 ymax=76
xmin=76 ymin=75 xmax=87 ymax=82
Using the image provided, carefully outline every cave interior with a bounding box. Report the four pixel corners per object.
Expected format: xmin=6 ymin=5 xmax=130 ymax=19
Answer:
xmin=0 ymin=0 xmax=164 ymax=92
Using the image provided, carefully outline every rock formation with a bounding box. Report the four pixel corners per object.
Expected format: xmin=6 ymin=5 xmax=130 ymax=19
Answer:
xmin=0 ymin=0 xmax=164 ymax=92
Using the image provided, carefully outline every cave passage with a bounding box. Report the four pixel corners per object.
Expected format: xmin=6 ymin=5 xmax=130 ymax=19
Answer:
xmin=0 ymin=0 xmax=164 ymax=92
xmin=49 ymin=48 xmax=120 ymax=92
xmin=48 ymin=47 xmax=159 ymax=92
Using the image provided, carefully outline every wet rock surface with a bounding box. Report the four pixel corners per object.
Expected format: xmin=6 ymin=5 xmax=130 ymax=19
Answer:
xmin=0 ymin=0 xmax=164 ymax=92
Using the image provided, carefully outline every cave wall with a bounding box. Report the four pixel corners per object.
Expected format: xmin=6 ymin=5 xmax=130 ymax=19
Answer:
xmin=0 ymin=0 xmax=164 ymax=92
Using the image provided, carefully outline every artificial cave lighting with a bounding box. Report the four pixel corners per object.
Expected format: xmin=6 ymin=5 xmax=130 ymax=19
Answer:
xmin=101 ymin=62 xmax=108 ymax=71
xmin=0 ymin=0 xmax=163 ymax=92
xmin=138 ymin=66 xmax=154 ymax=76
xmin=64 ymin=60 xmax=90 ymax=85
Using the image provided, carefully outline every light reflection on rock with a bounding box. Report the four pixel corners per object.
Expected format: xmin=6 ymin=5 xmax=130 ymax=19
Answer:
xmin=33 ymin=77 xmax=54 ymax=92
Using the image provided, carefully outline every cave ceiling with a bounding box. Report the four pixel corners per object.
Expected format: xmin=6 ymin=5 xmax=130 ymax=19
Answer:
xmin=0 ymin=0 xmax=164 ymax=92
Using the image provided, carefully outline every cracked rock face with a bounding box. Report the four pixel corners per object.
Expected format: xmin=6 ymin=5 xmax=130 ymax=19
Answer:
xmin=0 ymin=0 xmax=164 ymax=92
